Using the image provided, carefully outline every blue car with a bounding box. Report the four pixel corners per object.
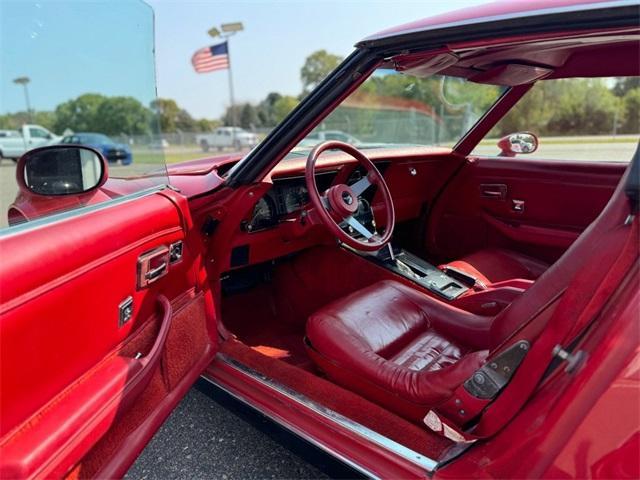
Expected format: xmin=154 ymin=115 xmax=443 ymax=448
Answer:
xmin=59 ymin=132 xmax=132 ymax=165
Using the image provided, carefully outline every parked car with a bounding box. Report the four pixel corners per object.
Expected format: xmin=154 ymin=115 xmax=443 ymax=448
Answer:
xmin=307 ymin=130 xmax=361 ymax=144
xmin=1 ymin=1 xmax=639 ymax=479
xmin=196 ymin=126 xmax=259 ymax=152
xmin=297 ymin=130 xmax=362 ymax=149
xmin=60 ymin=132 xmax=132 ymax=165
xmin=0 ymin=124 xmax=60 ymax=162
xmin=149 ymin=138 xmax=170 ymax=149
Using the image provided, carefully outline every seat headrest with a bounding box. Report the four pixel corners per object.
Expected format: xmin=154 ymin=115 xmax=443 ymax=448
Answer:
xmin=625 ymin=143 xmax=640 ymax=213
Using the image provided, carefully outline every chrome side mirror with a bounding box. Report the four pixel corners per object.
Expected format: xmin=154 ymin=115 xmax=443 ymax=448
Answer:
xmin=497 ymin=132 xmax=538 ymax=157
xmin=18 ymin=145 xmax=108 ymax=196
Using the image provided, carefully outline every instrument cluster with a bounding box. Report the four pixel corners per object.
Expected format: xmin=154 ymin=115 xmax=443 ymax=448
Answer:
xmin=244 ymin=171 xmax=337 ymax=232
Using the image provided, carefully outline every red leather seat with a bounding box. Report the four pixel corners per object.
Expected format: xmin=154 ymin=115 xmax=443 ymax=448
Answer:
xmin=306 ymin=155 xmax=636 ymax=423
xmin=306 ymin=280 xmax=490 ymax=420
xmin=440 ymin=248 xmax=549 ymax=286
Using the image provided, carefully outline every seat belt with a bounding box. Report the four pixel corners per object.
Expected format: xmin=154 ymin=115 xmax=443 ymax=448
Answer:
xmin=424 ymin=218 xmax=639 ymax=442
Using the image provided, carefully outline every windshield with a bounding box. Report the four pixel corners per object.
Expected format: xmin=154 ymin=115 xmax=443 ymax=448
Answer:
xmin=78 ymin=133 xmax=114 ymax=144
xmin=288 ymin=71 xmax=505 ymax=157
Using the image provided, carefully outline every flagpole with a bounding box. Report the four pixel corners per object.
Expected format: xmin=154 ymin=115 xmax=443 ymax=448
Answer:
xmin=225 ymin=38 xmax=237 ymax=148
xmin=208 ymin=22 xmax=244 ymax=150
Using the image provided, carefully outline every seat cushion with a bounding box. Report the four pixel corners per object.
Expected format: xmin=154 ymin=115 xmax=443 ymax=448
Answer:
xmin=306 ymin=280 xmax=488 ymax=421
xmin=441 ymin=248 xmax=549 ymax=286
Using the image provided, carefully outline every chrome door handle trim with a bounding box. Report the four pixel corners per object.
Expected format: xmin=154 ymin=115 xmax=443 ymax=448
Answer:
xmin=145 ymin=262 xmax=167 ymax=280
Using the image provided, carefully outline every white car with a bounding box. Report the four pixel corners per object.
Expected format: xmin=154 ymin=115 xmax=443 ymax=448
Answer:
xmin=196 ymin=127 xmax=259 ymax=152
xmin=0 ymin=124 xmax=61 ymax=162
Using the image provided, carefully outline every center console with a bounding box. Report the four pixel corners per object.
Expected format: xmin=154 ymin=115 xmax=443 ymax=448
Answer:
xmin=361 ymin=245 xmax=469 ymax=300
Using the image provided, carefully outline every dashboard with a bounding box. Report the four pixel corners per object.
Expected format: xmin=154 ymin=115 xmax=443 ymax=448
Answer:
xmin=244 ymin=167 xmax=382 ymax=233
xmin=243 ymin=171 xmax=337 ymax=232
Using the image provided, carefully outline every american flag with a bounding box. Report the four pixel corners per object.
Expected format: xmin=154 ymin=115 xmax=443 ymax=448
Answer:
xmin=191 ymin=42 xmax=229 ymax=73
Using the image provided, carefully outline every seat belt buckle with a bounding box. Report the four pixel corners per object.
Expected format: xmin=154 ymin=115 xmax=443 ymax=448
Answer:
xmin=442 ymin=266 xmax=486 ymax=289
xmin=423 ymin=410 xmax=477 ymax=443
xmin=552 ymin=345 xmax=587 ymax=373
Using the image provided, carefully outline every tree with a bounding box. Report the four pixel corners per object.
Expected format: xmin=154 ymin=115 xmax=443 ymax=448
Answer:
xmin=150 ymin=98 xmax=181 ymax=133
xmin=240 ymin=103 xmax=259 ymax=129
xmin=621 ymin=87 xmax=640 ymax=134
xmin=53 ymin=94 xmax=151 ymax=135
xmin=53 ymin=93 xmax=106 ymax=133
xmin=0 ymin=110 xmax=56 ymax=131
xmin=272 ymin=96 xmax=299 ymax=123
xmin=613 ymin=77 xmax=640 ymax=97
xmin=222 ymin=104 xmax=243 ymax=127
xmin=546 ymin=79 xmax=620 ymax=135
xmin=300 ymin=50 xmax=343 ymax=93
xmin=96 ymin=96 xmax=151 ymax=135
xmin=196 ymin=118 xmax=221 ymax=132
xmin=175 ymin=109 xmax=197 ymax=132
xmin=257 ymin=92 xmax=282 ymax=126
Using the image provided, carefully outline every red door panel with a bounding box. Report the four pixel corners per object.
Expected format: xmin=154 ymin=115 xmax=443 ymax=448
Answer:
xmin=427 ymin=157 xmax=626 ymax=263
xmin=0 ymin=191 xmax=217 ymax=479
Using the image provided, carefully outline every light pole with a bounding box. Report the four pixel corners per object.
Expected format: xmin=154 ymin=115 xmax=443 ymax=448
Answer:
xmin=13 ymin=76 xmax=32 ymax=122
xmin=209 ymin=22 xmax=243 ymax=147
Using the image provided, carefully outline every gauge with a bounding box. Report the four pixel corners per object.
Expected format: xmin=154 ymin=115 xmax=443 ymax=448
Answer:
xmin=283 ymin=185 xmax=309 ymax=213
xmin=246 ymin=196 xmax=276 ymax=232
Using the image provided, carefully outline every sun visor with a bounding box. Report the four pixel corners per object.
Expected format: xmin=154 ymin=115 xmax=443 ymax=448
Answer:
xmin=392 ymin=51 xmax=459 ymax=77
xmin=470 ymin=63 xmax=553 ymax=86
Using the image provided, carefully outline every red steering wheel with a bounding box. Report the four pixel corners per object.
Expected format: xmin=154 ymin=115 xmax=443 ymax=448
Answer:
xmin=305 ymin=141 xmax=395 ymax=252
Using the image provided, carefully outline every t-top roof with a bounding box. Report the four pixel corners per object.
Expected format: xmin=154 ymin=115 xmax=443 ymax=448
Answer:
xmin=359 ymin=0 xmax=635 ymax=45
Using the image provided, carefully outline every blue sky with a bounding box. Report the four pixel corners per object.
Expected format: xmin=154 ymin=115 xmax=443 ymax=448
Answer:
xmin=1 ymin=0 xmax=487 ymax=120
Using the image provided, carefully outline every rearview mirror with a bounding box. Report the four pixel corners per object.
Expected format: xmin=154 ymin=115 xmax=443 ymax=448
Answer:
xmin=497 ymin=132 xmax=538 ymax=157
xmin=18 ymin=146 xmax=108 ymax=196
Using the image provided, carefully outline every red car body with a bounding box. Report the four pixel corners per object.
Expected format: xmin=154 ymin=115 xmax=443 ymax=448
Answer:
xmin=1 ymin=1 xmax=639 ymax=479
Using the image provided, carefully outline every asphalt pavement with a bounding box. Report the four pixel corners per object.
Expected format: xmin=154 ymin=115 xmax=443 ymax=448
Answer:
xmin=126 ymin=386 xmax=331 ymax=480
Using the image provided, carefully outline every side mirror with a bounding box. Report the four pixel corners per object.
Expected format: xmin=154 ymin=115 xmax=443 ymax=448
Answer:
xmin=497 ymin=132 xmax=538 ymax=157
xmin=17 ymin=145 xmax=108 ymax=196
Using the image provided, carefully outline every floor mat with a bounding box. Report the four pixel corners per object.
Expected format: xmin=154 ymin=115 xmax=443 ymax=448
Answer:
xmin=221 ymin=282 xmax=314 ymax=371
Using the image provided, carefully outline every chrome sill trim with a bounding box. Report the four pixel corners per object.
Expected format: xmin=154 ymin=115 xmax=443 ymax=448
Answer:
xmin=0 ymin=185 xmax=167 ymax=238
xmin=199 ymin=375 xmax=380 ymax=480
xmin=207 ymin=353 xmax=439 ymax=474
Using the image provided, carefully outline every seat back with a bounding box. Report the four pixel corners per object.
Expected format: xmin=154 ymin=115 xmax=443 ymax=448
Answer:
xmin=489 ymin=148 xmax=638 ymax=350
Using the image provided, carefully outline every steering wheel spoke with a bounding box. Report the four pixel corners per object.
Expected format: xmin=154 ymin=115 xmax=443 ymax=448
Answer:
xmin=350 ymin=174 xmax=372 ymax=197
xmin=344 ymin=215 xmax=374 ymax=239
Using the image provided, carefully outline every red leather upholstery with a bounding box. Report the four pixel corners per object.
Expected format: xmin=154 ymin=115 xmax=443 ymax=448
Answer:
xmin=306 ymin=280 xmax=489 ymax=420
xmin=441 ymin=248 xmax=549 ymax=285
xmin=307 ymin=157 xmax=635 ymax=422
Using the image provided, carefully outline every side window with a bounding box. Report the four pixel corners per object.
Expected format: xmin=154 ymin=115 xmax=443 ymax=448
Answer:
xmin=473 ymin=77 xmax=639 ymax=162
xmin=29 ymin=128 xmax=50 ymax=139
xmin=1 ymin=1 xmax=168 ymax=230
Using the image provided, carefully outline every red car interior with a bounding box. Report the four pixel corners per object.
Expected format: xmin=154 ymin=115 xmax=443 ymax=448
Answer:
xmin=0 ymin=191 xmax=217 ymax=479
xmin=305 ymin=157 xmax=635 ymax=423
xmin=1 ymin=3 xmax=639 ymax=478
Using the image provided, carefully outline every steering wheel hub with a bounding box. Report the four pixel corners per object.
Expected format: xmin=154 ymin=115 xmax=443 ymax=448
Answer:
xmin=326 ymin=184 xmax=359 ymax=218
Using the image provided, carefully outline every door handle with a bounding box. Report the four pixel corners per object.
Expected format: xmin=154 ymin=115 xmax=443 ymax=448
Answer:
xmin=145 ymin=262 xmax=167 ymax=281
xmin=137 ymin=246 xmax=170 ymax=288
xmin=480 ymin=183 xmax=507 ymax=200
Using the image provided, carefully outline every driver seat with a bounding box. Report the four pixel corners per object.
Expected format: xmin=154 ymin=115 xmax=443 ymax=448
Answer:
xmin=306 ymin=154 xmax=637 ymax=423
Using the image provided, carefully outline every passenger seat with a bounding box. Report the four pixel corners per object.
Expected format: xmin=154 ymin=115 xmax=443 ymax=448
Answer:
xmin=440 ymin=248 xmax=549 ymax=286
